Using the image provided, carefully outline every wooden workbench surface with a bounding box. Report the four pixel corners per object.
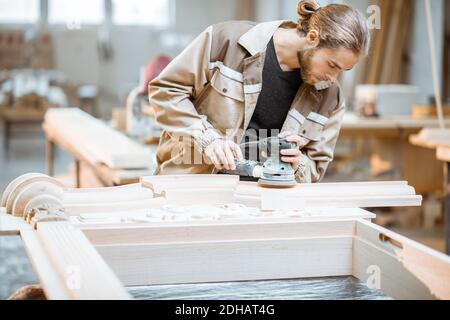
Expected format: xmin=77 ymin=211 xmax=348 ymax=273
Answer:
xmin=342 ymin=113 xmax=450 ymax=129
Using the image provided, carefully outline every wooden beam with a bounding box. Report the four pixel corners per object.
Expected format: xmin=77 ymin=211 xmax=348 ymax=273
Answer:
xmin=233 ymin=181 xmax=422 ymax=210
xmin=0 ymin=209 xmax=31 ymax=236
xmin=261 ymin=194 xmax=423 ymax=211
xmin=23 ymin=221 xmax=130 ymax=300
xmin=355 ymin=219 xmax=450 ymax=300
xmin=409 ymin=128 xmax=450 ymax=149
xmin=437 ymin=146 xmax=450 ymax=162
xmin=70 ymin=207 xmax=373 ymax=229
xmin=141 ymin=174 xmax=239 ymax=195
xmin=20 ymin=230 xmax=73 ymax=300
xmin=82 ymin=219 xmax=358 ymax=246
xmin=44 ymin=108 xmax=153 ymax=169
xmin=353 ymin=236 xmax=435 ymax=300
xmin=65 ymin=197 xmax=166 ymax=216
xmin=96 ymin=236 xmax=354 ymax=286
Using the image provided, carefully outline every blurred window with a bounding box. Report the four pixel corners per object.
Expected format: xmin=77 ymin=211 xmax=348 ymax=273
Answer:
xmin=48 ymin=0 xmax=104 ymax=27
xmin=112 ymin=0 xmax=171 ymax=27
xmin=0 ymin=0 xmax=39 ymax=24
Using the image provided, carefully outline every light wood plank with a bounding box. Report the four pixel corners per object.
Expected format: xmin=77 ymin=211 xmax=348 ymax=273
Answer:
xmin=36 ymin=221 xmax=130 ymax=299
xmin=83 ymin=219 xmax=357 ymax=245
xmin=437 ymin=146 xmax=450 ymax=162
xmin=44 ymin=108 xmax=152 ymax=169
xmin=96 ymin=237 xmax=353 ymax=286
xmin=65 ymin=197 xmax=166 ymax=216
xmin=353 ymin=236 xmax=435 ymax=300
xmin=409 ymin=128 xmax=450 ymax=149
xmin=261 ymin=193 xmax=422 ymax=211
xmin=64 ymin=183 xmax=154 ymax=204
xmin=355 ymin=219 xmax=450 ymax=300
xmin=20 ymin=229 xmax=72 ymax=300
xmin=141 ymin=174 xmax=239 ymax=195
xmin=0 ymin=210 xmax=32 ymax=235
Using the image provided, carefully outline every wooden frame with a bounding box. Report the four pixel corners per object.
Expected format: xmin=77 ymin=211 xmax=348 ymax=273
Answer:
xmin=1 ymin=174 xmax=449 ymax=300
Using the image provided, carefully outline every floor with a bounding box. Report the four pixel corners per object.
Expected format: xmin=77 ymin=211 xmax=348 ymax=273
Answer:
xmin=0 ymin=121 xmax=446 ymax=299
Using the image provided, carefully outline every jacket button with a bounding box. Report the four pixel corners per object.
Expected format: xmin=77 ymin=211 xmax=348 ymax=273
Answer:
xmin=222 ymin=88 xmax=228 ymax=93
xmin=302 ymin=130 xmax=306 ymax=134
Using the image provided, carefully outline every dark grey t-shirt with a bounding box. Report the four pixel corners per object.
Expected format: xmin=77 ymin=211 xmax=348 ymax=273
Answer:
xmin=244 ymin=37 xmax=302 ymax=160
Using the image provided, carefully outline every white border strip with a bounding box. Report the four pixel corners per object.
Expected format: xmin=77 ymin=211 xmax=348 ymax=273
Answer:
xmin=244 ymin=83 xmax=262 ymax=94
xmin=288 ymin=109 xmax=306 ymax=125
xmin=209 ymin=61 xmax=244 ymax=82
xmin=307 ymin=112 xmax=329 ymax=125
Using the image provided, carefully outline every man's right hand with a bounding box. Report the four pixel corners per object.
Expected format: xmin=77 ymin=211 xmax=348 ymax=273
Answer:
xmin=205 ymin=139 xmax=243 ymax=171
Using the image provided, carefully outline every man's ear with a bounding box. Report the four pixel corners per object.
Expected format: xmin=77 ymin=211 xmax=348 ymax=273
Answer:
xmin=306 ymin=29 xmax=320 ymax=48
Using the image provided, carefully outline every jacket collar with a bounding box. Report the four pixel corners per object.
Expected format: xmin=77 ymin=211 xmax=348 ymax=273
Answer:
xmin=238 ymin=20 xmax=297 ymax=56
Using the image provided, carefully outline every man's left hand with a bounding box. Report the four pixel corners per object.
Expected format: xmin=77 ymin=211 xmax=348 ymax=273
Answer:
xmin=278 ymin=131 xmax=302 ymax=172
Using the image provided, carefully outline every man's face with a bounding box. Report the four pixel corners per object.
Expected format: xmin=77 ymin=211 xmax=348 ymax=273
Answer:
xmin=298 ymin=46 xmax=361 ymax=86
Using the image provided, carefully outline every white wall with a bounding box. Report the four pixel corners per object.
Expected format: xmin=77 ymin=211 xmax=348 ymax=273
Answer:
xmin=36 ymin=0 xmax=242 ymax=105
xmin=1 ymin=0 xmax=445 ymax=109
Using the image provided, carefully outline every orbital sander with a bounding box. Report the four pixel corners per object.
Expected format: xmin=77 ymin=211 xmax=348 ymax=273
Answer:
xmin=221 ymin=137 xmax=297 ymax=188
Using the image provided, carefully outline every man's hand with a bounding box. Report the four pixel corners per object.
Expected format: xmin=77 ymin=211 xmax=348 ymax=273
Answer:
xmin=278 ymin=131 xmax=303 ymax=172
xmin=205 ymin=139 xmax=243 ymax=171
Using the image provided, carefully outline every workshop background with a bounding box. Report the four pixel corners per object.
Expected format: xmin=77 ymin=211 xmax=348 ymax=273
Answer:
xmin=0 ymin=0 xmax=449 ymax=299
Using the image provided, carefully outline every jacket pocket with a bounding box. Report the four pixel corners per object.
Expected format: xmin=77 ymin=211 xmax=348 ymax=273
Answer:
xmin=299 ymin=119 xmax=324 ymax=142
xmin=209 ymin=70 xmax=245 ymax=102
xmin=196 ymin=70 xmax=245 ymax=135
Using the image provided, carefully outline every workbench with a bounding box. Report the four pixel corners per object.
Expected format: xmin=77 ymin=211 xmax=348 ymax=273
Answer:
xmin=43 ymin=108 xmax=156 ymax=187
xmin=0 ymin=107 xmax=46 ymax=157
xmin=409 ymin=128 xmax=450 ymax=254
xmin=340 ymin=113 xmax=450 ymax=194
xmin=1 ymin=173 xmax=449 ymax=300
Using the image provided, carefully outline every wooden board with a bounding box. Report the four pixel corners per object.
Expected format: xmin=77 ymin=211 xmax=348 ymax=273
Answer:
xmin=342 ymin=113 xmax=450 ymax=130
xmin=96 ymin=237 xmax=354 ymax=286
xmin=142 ymin=176 xmax=422 ymax=210
xmin=82 ymin=218 xmax=359 ymax=246
xmin=354 ymin=219 xmax=450 ymax=300
xmin=4 ymin=206 xmax=450 ymax=299
xmin=409 ymin=128 xmax=450 ymax=149
xmin=233 ymin=181 xmax=422 ymax=210
xmin=20 ymin=230 xmax=73 ymax=300
xmin=44 ymin=108 xmax=153 ymax=169
xmin=0 ymin=209 xmax=31 ymax=235
xmin=86 ymin=217 xmax=450 ymax=299
xmin=24 ymin=221 xmax=130 ymax=300
xmin=412 ymin=105 xmax=450 ymax=119
xmin=141 ymin=174 xmax=239 ymax=195
xmin=437 ymin=146 xmax=450 ymax=162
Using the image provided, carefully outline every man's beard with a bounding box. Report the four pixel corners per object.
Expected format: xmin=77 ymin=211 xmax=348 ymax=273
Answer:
xmin=298 ymin=48 xmax=333 ymax=90
xmin=297 ymin=48 xmax=316 ymax=85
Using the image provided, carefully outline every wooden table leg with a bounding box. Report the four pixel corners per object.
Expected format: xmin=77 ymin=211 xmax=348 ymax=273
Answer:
xmin=75 ymin=159 xmax=81 ymax=188
xmin=445 ymin=162 xmax=450 ymax=255
xmin=47 ymin=138 xmax=55 ymax=177
xmin=3 ymin=120 xmax=10 ymax=158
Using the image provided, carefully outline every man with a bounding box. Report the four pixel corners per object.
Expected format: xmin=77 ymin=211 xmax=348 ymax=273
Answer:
xmin=149 ymin=0 xmax=370 ymax=183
